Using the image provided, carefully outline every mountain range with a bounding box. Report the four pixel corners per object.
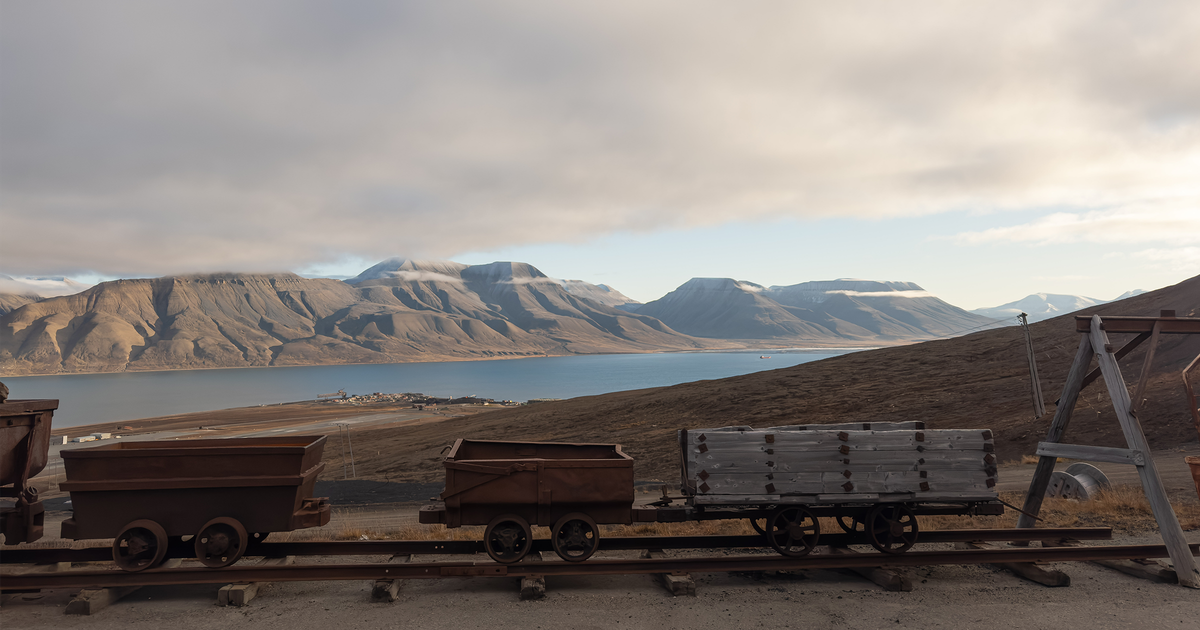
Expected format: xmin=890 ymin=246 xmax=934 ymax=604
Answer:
xmin=631 ymin=278 xmax=993 ymax=341
xmin=0 ymin=259 xmax=1142 ymax=375
xmin=0 ymin=261 xmax=718 ymax=375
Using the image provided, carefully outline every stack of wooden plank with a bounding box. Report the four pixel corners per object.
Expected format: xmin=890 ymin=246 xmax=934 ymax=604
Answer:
xmin=681 ymin=421 xmax=998 ymax=504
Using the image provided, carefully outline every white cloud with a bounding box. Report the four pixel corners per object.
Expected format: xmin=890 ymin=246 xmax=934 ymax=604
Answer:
xmin=2 ymin=2 xmax=1200 ymax=276
xmin=951 ymin=205 xmax=1200 ymax=246
xmin=386 ymin=270 xmax=463 ymax=284
xmin=1128 ymin=247 xmax=1200 ymax=267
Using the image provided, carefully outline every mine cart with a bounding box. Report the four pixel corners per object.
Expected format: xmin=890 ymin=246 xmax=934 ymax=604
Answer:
xmin=420 ymin=439 xmax=635 ymax=563
xmin=60 ymin=436 xmax=331 ymax=571
xmin=1 ymin=399 xmax=58 ymax=545
xmin=673 ymin=422 xmax=1004 ymax=556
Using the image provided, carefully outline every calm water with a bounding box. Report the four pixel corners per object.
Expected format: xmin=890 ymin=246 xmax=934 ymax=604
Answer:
xmin=3 ymin=349 xmax=860 ymax=429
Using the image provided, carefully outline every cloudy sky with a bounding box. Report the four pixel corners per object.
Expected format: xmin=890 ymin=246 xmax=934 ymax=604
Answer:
xmin=2 ymin=1 xmax=1197 ymax=309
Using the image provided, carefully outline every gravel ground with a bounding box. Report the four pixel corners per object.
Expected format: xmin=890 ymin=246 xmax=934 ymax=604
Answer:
xmin=4 ymin=532 xmax=1199 ymax=630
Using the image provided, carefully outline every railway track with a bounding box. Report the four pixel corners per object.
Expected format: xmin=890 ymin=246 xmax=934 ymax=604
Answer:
xmin=9 ymin=526 xmax=1198 ymax=593
xmin=0 ymin=527 xmax=1115 ymax=565
xmin=4 ymin=543 xmax=1198 ymax=591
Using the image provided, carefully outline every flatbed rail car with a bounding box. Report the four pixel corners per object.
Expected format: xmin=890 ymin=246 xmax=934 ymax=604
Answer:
xmin=670 ymin=422 xmax=1004 ymax=555
xmin=420 ymin=439 xmax=637 ymax=563
xmin=0 ymin=399 xmax=58 ymax=545
xmin=59 ymin=436 xmax=332 ymax=571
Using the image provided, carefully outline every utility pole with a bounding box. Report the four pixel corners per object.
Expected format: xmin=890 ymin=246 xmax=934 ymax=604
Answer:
xmin=1018 ymin=312 xmax=1046 ymax=418
xmin=336 ymin=422 xmax=356 ymax=479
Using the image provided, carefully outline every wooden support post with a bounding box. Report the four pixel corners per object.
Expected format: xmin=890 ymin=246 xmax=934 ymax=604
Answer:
xmin=1088 ymin=315 xmax=1200 ymax=588
xmin=1131 ymin=321 xmax=1162 ymax=411
xmin=823 ymin=546 xmax=912 ymax=591
xmin=955 ymin=542 xmax=1070 ymax=586
xmin=217 ymin=556 xmax=294 ymax=607
xmin=66 ymin=558 xmax=183 ymax=615
xmin=519 ymin=552 xmax=547 ymax=601
xmin=1019 ymin=313 xmax=1046 ymax=418
xmin=370 ymin=554 xmax=412 ymax=603
xmin=640 ymin=549 xmax=696 ymax=596
xmin=1018 ymin=333 xmax=1093 ymax=530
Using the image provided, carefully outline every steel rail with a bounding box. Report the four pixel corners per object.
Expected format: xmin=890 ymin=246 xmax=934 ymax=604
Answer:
xmin=2 ymin=544 xmax=1194 ymax=591
xmin=0 ymin=528 xmax=1112 ymax=565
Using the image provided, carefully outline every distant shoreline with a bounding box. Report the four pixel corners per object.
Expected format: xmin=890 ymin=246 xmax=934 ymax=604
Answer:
xmin=0 ymin=340 xmax=901 ymax=379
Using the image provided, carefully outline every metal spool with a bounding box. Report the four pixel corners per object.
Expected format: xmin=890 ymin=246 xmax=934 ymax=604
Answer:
xmin=1046 ymin=463 xmax=1111 ymax=501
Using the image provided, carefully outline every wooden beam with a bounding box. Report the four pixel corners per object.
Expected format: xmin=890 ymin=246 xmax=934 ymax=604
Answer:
xmin=823 ymin=546 xmax=913 ymax=591
xmin=1035 ymin=442 xmax=1144 ymax=466
xmin=1078 ymin=332 xmax=1149 ymax=393
xmin=1075 ymin=314 xmax=1200 ymax=334
xmin=1018 ymin=333 xmax=1093 ymax=530
xmin=370 ymin=554 xmax=412 ymax=603
xmin=641 ymin=549 xmax=696 ymax=596
xmin=955 ymin=542 xmax=1069 ymax=586
xmin=1089 ymin=314 xmax=1200 ymax=589
xmin=1131 ymin=321 xmax=1162 ymax=411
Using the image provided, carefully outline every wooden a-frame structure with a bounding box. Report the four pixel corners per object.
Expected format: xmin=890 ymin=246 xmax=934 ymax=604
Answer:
xmin=1017 ymin=311 xmax=1200 ymax=588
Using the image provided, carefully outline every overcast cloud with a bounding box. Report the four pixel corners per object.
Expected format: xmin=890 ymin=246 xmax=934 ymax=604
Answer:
xmin=2 ymin=1 xmax=1198 ymax=277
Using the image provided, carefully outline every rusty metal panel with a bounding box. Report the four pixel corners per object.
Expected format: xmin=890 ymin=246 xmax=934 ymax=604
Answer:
xmin=0 ymin=399 xmax=57 ymax=488
xmin=59 ymin=436 xmax=330 ymax=540
xmin=440 ymin=439 xmax=635 ymax=527
xmin=0 ymin=399 xmax=57 ymax=544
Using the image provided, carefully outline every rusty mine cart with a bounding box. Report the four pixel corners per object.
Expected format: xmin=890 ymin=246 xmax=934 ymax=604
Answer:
xmin=59 ymin=436 xmax=332 ymax=571
xmin=420 ymin=439 xmax=637 ymax=563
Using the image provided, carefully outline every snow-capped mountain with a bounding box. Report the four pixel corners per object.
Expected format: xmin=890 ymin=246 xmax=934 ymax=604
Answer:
xmin=636 ymin=277 xmax=993 ymax=341
xmin=971 ymin=290 xmax=1146 ymax=323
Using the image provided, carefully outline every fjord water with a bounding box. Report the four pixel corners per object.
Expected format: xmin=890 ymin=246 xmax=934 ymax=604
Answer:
xmin=3 ymin=349 xmax=860 ymax=429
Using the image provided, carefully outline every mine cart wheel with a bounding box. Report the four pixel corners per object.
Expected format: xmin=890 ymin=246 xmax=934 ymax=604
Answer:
xmin=194 ymin=517 xmax=250 ymax=568
xmin=836 ymin=514 xmax=865 ymax=534
xmin=484 ymin=514 xmax=532 ymax=564
xmin=552 ymin=512 xmax=600 ymax=562
xmin=112 ymin=519 xmax=168 ymax=572
xmin=766 ymin=507 xmax=820 ymax=557
xmin=749 ymin=517 xmax=769 ymax=537
xmin=866 ymin=504 xmax=919 ymax=554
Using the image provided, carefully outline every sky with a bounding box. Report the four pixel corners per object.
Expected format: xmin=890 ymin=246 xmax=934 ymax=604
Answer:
xmin=2 ymin=1 xmax=1197 ymax=310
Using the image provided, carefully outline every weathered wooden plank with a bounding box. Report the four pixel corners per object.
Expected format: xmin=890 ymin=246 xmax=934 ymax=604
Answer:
xmin=689 ymin=429 xmax=989 ymax=447
xmin=641 ymin=549 xmax=696 ymax=596
xmin=1089 ymin=315 xmax=1200 ymax=589
xmin=823 ymin=546 xmax=913 ymax=591
xmin=692 ymin=470 xmax=991 ymax=483
xmin=690 ymin=491 xmax=996 ymax=505
xmin=763 ymin=421 xmax=926 ymax=432
xmin=1035 ymin=442 xmax=1144 ymax=465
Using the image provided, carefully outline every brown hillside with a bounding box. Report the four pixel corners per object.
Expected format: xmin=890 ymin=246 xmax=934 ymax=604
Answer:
xmin=345 ymin=274 xmax=1200 ymax=483
xmin=0 ymin=270 xmax=725 ymax=375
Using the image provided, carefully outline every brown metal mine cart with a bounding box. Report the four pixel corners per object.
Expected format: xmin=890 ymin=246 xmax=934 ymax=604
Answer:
xmin=60 ymin=436 xmax=331 ymax=571
xmin=1 ymin=399 xmax=58 ymax=545
xmin=419 ymin=439 xmax=635 ymax=563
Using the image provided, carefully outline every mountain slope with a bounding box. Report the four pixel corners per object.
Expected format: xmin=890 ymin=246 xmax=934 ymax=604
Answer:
xmin=344 ymin=274 xmax=1200 ymax=482
xmin=0 ymin=263 xmax=717 ymax=375
xmin=637 ymin=277 xmax=994 ymax=342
